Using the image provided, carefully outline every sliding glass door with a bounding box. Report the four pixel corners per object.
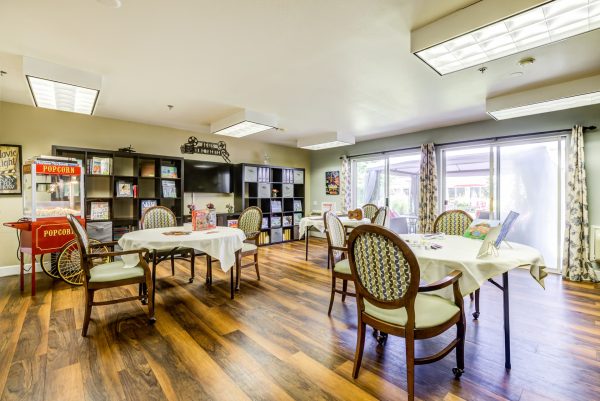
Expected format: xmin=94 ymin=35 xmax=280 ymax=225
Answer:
xmin=440 ymin=136 xmax=566 ymax=271
xmin=352 ymin=151 xmax=420 ymax=234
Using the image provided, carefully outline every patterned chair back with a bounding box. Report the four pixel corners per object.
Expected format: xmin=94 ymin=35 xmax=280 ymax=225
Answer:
xmin=362 ymin=204 xmax=378 ymax=220
xmin=141 ymin=206 xmax=177 ymax=229
xmin=348 ymin=224 xmax=420 ymax=311
xmin=433 ymin=210 xmax=473 ymax=236
xmin=238 ymin=206 xmax=262 ymax=239
xmin=372 ymin=206 xmax=388 ymax=225
xmin=66 ymin=214 xmax=92 ymax=280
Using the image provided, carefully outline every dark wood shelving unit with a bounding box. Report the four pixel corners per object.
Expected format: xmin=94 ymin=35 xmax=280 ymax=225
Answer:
xmin=233 ymin=163 xmax=305 ymax=246
xmin=53 ymin=145 xmax=184 ymax=241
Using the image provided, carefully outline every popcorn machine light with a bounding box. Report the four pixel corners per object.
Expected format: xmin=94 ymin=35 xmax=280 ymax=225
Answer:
xmin=3 ymin=156 xmax=85 ymax=295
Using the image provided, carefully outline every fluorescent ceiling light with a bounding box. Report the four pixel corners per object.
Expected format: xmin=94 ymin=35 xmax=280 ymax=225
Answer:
xmin=297 ymin=132 xmax=355 ymax=150
xmin=413 ymin=0 xmax=600 ymax=75
xmin=211 ymin=109 xmax=278 ymax=138
xmin=487 ymin=74 xmax=600 ymax=119
xmin=26 ymin=76 xmax=99 ymax=115
xmin=23 ymin=57 xmax=102 ymax=115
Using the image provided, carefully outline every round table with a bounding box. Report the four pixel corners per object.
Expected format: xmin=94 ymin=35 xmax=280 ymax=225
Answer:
xmin=119 ymin=226 xmax=246 ymax=300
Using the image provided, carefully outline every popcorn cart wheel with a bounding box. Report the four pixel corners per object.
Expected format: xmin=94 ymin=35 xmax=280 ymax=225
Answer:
xmin=57 ymin=239 xmax=110 ymax=286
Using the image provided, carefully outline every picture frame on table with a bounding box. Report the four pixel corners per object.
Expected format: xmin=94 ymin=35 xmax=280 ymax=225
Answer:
xmin=0 ymin=144 xmax=22 ymax=195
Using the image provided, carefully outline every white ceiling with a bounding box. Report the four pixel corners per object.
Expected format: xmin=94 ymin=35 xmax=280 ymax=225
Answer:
xmin=0 ymin=0 xmax=599 ymax=147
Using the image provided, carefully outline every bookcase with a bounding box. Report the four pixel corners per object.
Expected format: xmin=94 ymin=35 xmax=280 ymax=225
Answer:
xmin=233 ymin=164 xmax=305 ymax=246
xmin=52 ymin=145 xmax=184 ymax=241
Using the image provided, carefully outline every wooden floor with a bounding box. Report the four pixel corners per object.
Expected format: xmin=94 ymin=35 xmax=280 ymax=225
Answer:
xmin=1 ymin=238 xmax=599 ymax=401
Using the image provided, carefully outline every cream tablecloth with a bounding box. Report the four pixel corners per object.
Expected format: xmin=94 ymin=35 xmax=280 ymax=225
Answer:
xmin=401 ymin=234 xmax=547 ymax=298
xmin=299 ymin=216 xmax=372 ymax=238
xmin=118 ymin=226 xmax=246 ymax=271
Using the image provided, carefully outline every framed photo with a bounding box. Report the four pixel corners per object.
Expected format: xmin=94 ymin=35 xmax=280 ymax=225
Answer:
xmin=0 ymin=144 xmax=22 ymax=195
xmin=325 ymin=170 xmax=340 ymax=195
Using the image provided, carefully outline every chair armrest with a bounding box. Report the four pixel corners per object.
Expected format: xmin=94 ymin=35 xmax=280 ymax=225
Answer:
xmin=86 ymin=248 xmax=150 ymax=259
xmin=418 ymin=270 xmax=462 ymax=293
xmin=93 ymin=240 xmax=118 ymax=248
xmin=329 ymin=245 xmax=348 ymax=252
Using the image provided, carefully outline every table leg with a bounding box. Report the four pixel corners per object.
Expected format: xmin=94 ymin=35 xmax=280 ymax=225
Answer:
xmin=31 ymin=254 xmax=36 ymax=296
xmin=19 ymin=252 xmax=24 ymax=292
xmin=230 ymin=265 xmax=235 ymax=300
xmin=151 ymin=252 xmax=158 ymax=308
xmin=502 ymin=272 xmax=511 ymax=370
xmin=305 ymin=226 xmax=309 ymax=261
xmin=235 ymin=250 xmax=241 ymax=291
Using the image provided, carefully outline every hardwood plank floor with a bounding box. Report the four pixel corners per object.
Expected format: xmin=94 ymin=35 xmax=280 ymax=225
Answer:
xmin=1 ymin=238 xmax=599 ymax=401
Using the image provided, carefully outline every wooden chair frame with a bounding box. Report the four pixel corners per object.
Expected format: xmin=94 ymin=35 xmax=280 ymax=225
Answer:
xmin=323 ymin=211 xmax=356 ymax=315
xmin=67 ymin=215 xmax=154 ymax=337
xmin=347 ymin=224 xmax=466 ymax=401
xmin=371 ymin=206 xmax=388 ymax=225
xmin=361 ymin=203 xmax=378 ymax=220
xmin=141 ymin=205 xmax=196 ymax=283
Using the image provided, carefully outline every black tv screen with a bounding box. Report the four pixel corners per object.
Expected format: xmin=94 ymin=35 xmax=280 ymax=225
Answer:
xmin=184 ymin=160 xmax=232 ymax=193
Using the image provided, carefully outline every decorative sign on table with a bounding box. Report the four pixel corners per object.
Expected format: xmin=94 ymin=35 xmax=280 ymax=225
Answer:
xmin=192 ymin=209 xmax=217 ymax=231
xmin=0 ymin=144 xmax=22 ymax=195
xmin=325 ymin=170 xmax=340 ymax=195
xmin=180 ymin=136 xmax=231 ymax=163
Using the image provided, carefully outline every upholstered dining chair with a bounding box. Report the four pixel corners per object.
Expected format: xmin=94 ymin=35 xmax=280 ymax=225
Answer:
xmin=433 ymin=210 xmax=480 ymax=317
xmin=141 ymin=206 xmax=196 ymax=283
xmin=66 ymin=215 xmax=154 ymax=337
xmin=433 ymin=209 xmax=473 ymax=236
xmin=324 ymin=211 xmax=355 ymax=315
xmin=347 ymin=224 xmax=466 ymax=401
xmin=361 ymin=203 xmax=378 ymax=221
xmin=372 ymin=206 xmax=388 ymax=226
xmin=209 ymin=206 xmax=262 ymax=290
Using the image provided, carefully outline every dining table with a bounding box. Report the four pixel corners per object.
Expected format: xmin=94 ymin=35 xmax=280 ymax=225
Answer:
xmin=299 ymin=215 xmax=372 ymax=263
xmin=400 ymin=233 xmax=547 ymax=370
xmin=118 ymin=225 xmax=246 ymax=301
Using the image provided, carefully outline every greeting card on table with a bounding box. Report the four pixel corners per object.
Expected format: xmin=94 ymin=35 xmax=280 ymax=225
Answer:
xmin=192 ymin=209 xmax=216 ymax=231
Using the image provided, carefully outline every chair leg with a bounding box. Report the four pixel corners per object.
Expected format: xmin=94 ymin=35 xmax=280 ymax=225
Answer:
xmin=189 ymin=250 xmax=195 ymax=283
xmin=328 ymin=275 xmax=336 ymax=316
xmin=453 ymin=313 xmax=466 ymax=379
xmin=254 ymin=253 xmax=260 ymax=280
xmin=206 ymin=254 xmax=212 ymax=285
xmin=341 ymin=280 xmax=348 ymax=302
xmin=82 ymin=289 xmax=94 ymax=337
xmin=473 ymin=289 xmax=481 ymax=319
xmin=146 ymin=272 xmax=155 ymax=323
xmin=236 ymin=254 xmax=242 ymax=290
xmin=171 ymin=254 xmax=175 ymax=276
xmin=352 ymin=317 xmax=366 ymax=378
xmin=405 ymin=332 xmax=415 ymax=401
xmin=469 ymin=293 xmax=474 ymax=301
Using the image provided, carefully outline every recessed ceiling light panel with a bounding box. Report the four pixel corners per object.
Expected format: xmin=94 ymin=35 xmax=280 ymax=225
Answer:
xmin=211 ymin=110 xmax=278 ymax=138
xmin=297 ymin=132 xmax=355 ymax=150
xmin=413 ymin=0 xmax=600 ymax=75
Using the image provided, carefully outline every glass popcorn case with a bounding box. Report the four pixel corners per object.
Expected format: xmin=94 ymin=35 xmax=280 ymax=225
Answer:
xmin=22 ymin=156 xmax=85 ymax=221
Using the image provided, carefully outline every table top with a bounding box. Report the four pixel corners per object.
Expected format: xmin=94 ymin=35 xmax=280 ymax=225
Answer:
xmin=400 ymin=234 xmax=546 ymax=296
xmin=119 ymin=226 xmax=246 ymax=271
xmin=299 ymin=215 xmax=371 ymax=234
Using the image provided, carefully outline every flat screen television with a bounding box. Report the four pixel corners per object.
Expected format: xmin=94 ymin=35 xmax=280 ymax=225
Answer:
xmin=184 ymin=160 xmax=233 ymax=193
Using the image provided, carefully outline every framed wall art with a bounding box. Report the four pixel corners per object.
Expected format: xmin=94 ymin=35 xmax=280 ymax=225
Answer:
xmin=325 ymin=170 xmax=340 ymax=195
xmin=0 ymin=144 xmax=22 ymax=195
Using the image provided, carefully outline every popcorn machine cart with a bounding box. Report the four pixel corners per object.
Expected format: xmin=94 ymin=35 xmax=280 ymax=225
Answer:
xmin=3 ymin=156 xmax=85 ymax=295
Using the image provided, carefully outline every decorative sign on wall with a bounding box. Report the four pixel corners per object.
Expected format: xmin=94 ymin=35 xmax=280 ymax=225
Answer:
xmin=180 ymin=136 xmax=231 ymax=163
xmin=0 ymin=144 xmax=22 ymax=195
xmin=325 ymin=170 xmax=340 ymax=195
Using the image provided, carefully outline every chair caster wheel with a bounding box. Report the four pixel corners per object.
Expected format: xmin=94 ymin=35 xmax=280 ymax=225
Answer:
xmin=189 ymin=278 xmax=194 ymax=283
xmin=472 ymin=312 xmax=480 ymax=320
xmin=452 ymin=368 xmax=464 ymax=379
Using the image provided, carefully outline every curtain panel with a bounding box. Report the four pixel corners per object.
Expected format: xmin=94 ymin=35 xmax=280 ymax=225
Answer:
xmin=341 ymin=155 xmax=351 ymax=213
xmin=418 ymin=143 xmax=438 ymax=233
xmin=563 ymin=125 xmax=597 ymax=281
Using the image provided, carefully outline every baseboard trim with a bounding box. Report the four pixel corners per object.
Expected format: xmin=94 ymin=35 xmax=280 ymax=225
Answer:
xmin=0 ymin=263 xmax=43 ymax=278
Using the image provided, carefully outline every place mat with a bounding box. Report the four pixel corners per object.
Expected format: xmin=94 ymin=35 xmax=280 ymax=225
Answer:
xmin=162 ymin=231 xmax=192 ymax=236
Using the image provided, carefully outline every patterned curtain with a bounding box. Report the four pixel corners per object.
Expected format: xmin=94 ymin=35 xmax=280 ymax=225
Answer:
xmin=563 ymin=126 xmax=597 ymax=281
xmin=418 ymin=143 xmax=438 ymax=233
xmin=341 ymin=155 xmax=351 ymax=213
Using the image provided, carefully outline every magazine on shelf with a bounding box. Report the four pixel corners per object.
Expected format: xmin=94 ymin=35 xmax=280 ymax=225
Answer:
xmin=90 ymin=201 xmax=110 ymax=220
xmin=161 ymin=166 xmax=178 ymax=178
xmin=293 ymin=212 xmax=303 ymax=225
xmin=88 ymin=157 xmax=112 ymax=175
xmin=271 ymin=216 xmax=282 ymax=228
xmin=271 ymin=200 xmax=282 ymax=213
xmin=293 ymin=199 xmax=302 ymax=212
xmin=116 ymin=180 xmax=133 ymax=197
xmin=140 ymin=199 xmax=158 ymax=217
xmin=283 ymin=215 xmax=293 ymax=227
xmin=261 ymin=217 xmax=269 ymax=229
xmin=162 ymin=180 xmax=177 ymax=198
xmin=140 ymin=162 xmax=155 ymax=177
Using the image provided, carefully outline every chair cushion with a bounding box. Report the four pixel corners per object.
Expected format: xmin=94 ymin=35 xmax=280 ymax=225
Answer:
xmin=89 ymin=260 xmax=146 ymax=283
xmin=364 ymin=293 xmax=460 ymax=329
xmin=333 ymin=258 xmax=351 ymax=275
xmin=242 ymin=243 xmax=258 ymax=253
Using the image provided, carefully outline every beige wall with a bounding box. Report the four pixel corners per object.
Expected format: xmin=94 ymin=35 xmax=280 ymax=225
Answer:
xmin=0 ymin=101 xmax=311 ymax=268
